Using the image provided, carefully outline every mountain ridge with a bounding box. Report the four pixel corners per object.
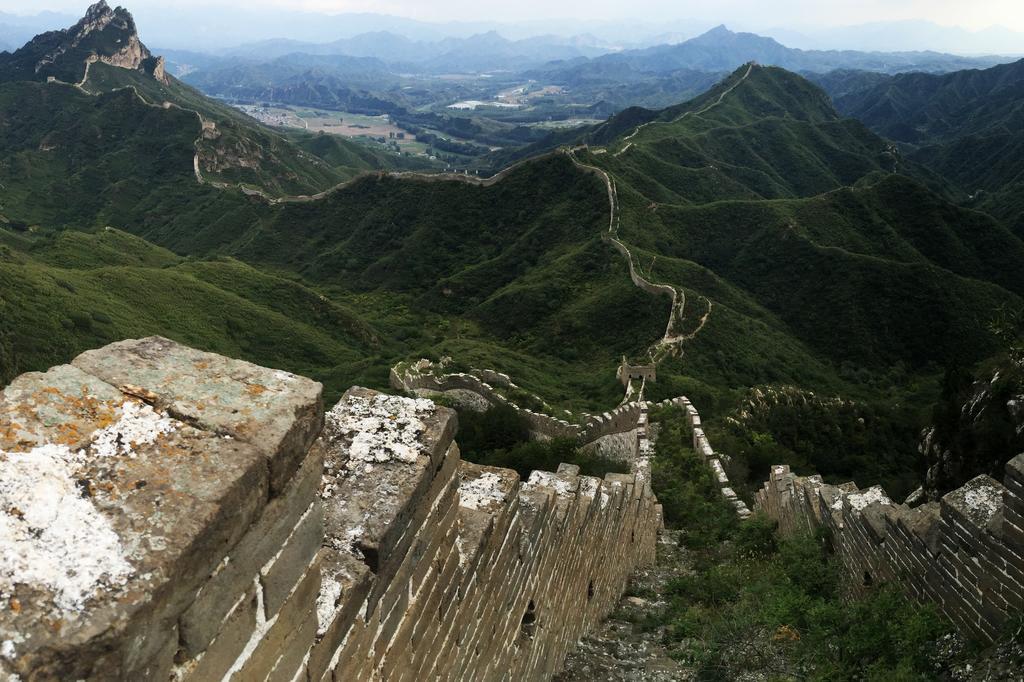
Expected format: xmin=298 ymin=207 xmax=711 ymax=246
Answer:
xmin=0 ymin=0 xmax=164 ymax=84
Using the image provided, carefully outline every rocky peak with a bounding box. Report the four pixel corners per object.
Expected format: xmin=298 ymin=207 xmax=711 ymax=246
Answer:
xmin=72 ymin=2 xmax=133 ymax=40
xmin=919 ymin=363 xmax=1024 ymax=501
xmin=0 ymin=1 xmax=164 ymax=84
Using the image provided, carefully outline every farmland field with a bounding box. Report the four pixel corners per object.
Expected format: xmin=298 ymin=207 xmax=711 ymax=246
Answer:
xmin=235 ymin=104 xmax=430 ymax=155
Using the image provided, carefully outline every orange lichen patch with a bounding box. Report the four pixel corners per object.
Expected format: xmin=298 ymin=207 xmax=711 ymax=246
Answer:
xmin=9 ymin=597 xmax=21 ymax=613
xmin=52 ymin=422 xmax=85 ymax=446
xmin=244 ymin=383 xmax=268 ymax=397
xmin=193 ymin=361 xmax=210 ymax=370
xmin=0 ymin=421 xmax=26 ymax=448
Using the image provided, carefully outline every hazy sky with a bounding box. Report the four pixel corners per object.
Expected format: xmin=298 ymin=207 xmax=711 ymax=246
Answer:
xmin=4 ymin=0 xmax=1024 ymax=31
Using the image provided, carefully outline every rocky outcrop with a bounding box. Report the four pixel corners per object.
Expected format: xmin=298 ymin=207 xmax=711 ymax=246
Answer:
xmin=920 ymin=365 xmax=1024 ymax=501
xmin=1 ymin=1 xmax=166 ymax=85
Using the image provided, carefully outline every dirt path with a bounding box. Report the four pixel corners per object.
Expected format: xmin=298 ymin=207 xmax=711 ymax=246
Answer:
xmin=567 ymin=149 xmax=705 ymax=365
xmin=555 ymin=530 xmax=693 ymax=682
xmin=567 ymin=65 xmax=759 ymax=366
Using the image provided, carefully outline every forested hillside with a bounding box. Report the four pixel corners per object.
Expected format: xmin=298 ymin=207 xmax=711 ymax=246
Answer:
xmin=2 ymin=8 xmax=1022 ymax=499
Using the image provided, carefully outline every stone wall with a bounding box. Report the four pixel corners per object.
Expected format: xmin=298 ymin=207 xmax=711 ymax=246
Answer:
xmin=754 ymin=458 xmax=1024 ymax=643
xmin=390 ymin=359 xmax=649 ymax=448
xmin=669 ymin=397 xmax=752 ymax=519
xmin=1 ymin=338 xmax=662 ymax=681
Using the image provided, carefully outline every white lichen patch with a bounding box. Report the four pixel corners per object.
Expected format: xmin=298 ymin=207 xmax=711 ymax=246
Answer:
xmin=578 ymin=477 xmax=601 ymax=499
xmin=963 ymin=486 xmax=1001 ymax=520
xmin=847 ymin=486 xmax=891 ymax=513
xmin=90 ymin=400 xmax=177 ymax=458
xmin=0 ymin=640 xmax=15 ymax=660
xmin=0 ymin=444 xmax=133 ymax=614
xmin=526 ymin=471 xmax=576 ymax=496
xmin=316 ymin=577 xmax=342 ymax=636
xmin=326 ymin=394 xmax=436 ymax=465
xmin=458 ymin=472 xmax=506 ymax=511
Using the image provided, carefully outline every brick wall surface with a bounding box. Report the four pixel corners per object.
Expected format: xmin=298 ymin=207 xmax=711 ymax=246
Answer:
xmin=0 ymin=340 xmax=662 ymax=681
xmin=754 ymin=457 xmax=1024 ymax=643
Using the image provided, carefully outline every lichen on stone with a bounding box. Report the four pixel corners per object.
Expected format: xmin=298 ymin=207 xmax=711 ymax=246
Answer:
xmin=846 ymin=486 xmax=891 ymax=513
xmin=963 ymin=487 xmax=1001 ymax=518
xmin=90 ymin=399 xmax=177 ymax=459
xmin=459 ymin=472 xmax=505 ymax=510
xmin=0 ymin=443 xmax=133 ymax=614
xmin=324 ymin=394 xmax=436 ymax=466
xmin=526 ymin=471 xmax=576 ymax=496
xmin=315 ymin=578 xmax=342 ymax=637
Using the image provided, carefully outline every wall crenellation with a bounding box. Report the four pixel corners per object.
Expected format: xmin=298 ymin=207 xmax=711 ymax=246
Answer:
xmin=754 ymin=457 xmax=1024 ymax=643
xmin=671 ymin=396 xmax=752 ymax=519
xmin=390 ymin=359 xmax=650 ymax=446
xmin=0 ymin=339 xmax=662 ymax=681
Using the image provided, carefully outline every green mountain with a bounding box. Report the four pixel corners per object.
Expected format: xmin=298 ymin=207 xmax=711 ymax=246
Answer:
xmin=573 ymin=66 xmax=1022 ymax=379
xmin=0 ymin=227 xmax=381 ymax=398
xmin=0 ymin=1 xmax=432 ymax=200
xmin=3 ymin=6 xmax=1023 ymax=498
xmin=834 ymin=59 xmax=1024 ymax=144
xmin=834 ymin=59 xmax=1024 ymax=236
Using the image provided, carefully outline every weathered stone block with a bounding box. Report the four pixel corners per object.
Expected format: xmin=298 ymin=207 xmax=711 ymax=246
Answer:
xmin=0 ymin=363 xmax=268 ymax=679
xmin=229 ymin=554 xmax=322 ymax=681
xmin=178 ymin=586 xmax=258 ymax=681
xmin=266 ymin=603 xmax=318 ymax=682
xmin=308 ymin=549 xmax=374 ymax=682
xmin=180 ymin=444 xmax=323 ymax=656
xmin=941 ymin=475 xmax=1005 ymax=537
xmin=318 ymin=388 xmax=456 ymax=581
xmin=72 ymin=336 xmax=324 ymax=495
xmin=261 ymin=501 xmax=324 ymax=617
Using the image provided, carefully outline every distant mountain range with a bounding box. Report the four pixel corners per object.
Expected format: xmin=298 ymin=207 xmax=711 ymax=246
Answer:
xmin=219 ymin=31 xmax=611 ymax=73
xmin=532 ymin=25 xmax=1005 ymax=84
xmin=770 ymin=20 xmax=1024 ymax=56
xmin=188 ymin=24 xmax=1006 ymax=78
xmin=833 ymin=58 xmax=1024 ymax=237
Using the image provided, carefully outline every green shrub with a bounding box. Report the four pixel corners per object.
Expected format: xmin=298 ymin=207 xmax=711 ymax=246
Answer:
xmin=456 ymin=405 xmax=626 ymax=480
xmin=778 ymin=532 xmax=838 ymax=599
xmin=733 ymin=514 xmax=778 ymax=558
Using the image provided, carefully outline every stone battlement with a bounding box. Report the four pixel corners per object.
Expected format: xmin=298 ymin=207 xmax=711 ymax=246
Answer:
xmin=1 ymin=339 xmax=662 ymax=681
xmin=391 ymin=359 xmax=653 ymax=448
xmin=754 ymin=458 xmax=1024 ymax=642
xmin=668 ymin=396 xmax=751 ymax=519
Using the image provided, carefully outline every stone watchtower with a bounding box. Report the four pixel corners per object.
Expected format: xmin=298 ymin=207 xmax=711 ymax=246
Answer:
xmin=616 ymin=356 xmax=656 ymax=388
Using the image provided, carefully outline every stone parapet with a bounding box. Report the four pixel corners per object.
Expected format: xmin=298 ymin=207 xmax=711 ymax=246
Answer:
xmin=754 ymin=457 xmax=1024 ymax=643
xmin=2 ymin=341 xmax=661 ymax=680
xmin=0 ymin=337 xmax=324 ymax=680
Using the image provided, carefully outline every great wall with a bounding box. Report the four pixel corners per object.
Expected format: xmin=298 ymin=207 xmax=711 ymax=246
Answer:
xmin=0 ymin=337 xmax=663 ymax=681
xmin=14 ymin=19 xmax=1024 ymax=674
xmin=754 ymin=455 xmax=1024 ymax=643
xmin=4 ymin=335 xmax=1022 ymax=680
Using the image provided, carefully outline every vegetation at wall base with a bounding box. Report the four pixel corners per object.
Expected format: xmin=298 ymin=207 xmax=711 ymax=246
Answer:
xmin=453 ymin=404 xmax=628 ymax=480
xmin=644 ymin=408 xmax=1012 ymax=680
